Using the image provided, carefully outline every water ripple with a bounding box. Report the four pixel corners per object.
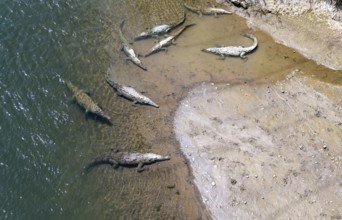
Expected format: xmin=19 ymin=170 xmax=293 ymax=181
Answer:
xmin=0 ymin=0 xmax=120 ymax=219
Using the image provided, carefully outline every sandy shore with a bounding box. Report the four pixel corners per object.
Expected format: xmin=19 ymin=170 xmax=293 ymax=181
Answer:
xmin=172 ymin=1 xmax=342 ymax=219
xmin=174 ymin=71 xmax=342 ymax=219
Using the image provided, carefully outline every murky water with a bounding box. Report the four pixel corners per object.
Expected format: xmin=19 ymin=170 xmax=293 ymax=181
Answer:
xmin=1 ymin=0 xmax=341 ymax=219
xmin=0 ymin=0 xmax=140 ymax=219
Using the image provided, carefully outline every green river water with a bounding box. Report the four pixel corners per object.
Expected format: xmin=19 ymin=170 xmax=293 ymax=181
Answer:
xmin=0 ymin=0 xmax=150 ymax=219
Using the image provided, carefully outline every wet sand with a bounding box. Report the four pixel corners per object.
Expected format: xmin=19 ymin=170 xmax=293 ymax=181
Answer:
xmin=92 ymin=0 xmax=342 ymax=219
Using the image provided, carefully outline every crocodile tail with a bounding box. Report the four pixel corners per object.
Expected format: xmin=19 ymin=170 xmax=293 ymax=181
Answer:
xmin=119 ymin=19 xmax=125 ymax=30
xmin=82 ymin=157 xmax=115 ymax=174
xmin=185 ymin=23 xmax=196 ymax=28
xmin=105 ymin=76 xmax=121 ymax=90
xmin=173 ymin=23 xmax=194 ymax=39
xmin=144 ymin=50 xmax=154 ymax=57
xmin=103 ymin=114 xmax=112 ymax=122
xmin=243 ymin=33 xmax=258 ymax=48
xmin=90 ymin=104 xmax=111 ymax=122
xmin=82 ymin=160 xmax=103 ymax=174
xmin=243 ymin=33 xmax=257 ymax=42
xmin=150 ymin=101 xmax=159 ymax=108
xmin=184 ymin=3 xmax=197 ymax=11
xmin=97 ymin=111 xmax=112 ymax=123
xmin=176 ymin=10 xmax=186 ymax=26
xmin=137 ymin=63 xmax=147 ymax=71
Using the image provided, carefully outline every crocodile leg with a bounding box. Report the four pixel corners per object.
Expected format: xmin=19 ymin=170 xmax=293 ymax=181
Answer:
xmin=124 ymin=58 xmax=131 ymax=63
xmin=107 ymin=158 xmax=119 ymax=169
xmin=160 ymin=47 xmax=168 ymax=53
xmin=152 ymin=35 xmax=160 ymax=41
xmin=240 ymin=52 xmax=248 ymax=59
xmin=217 ymin=54 xmax=226 ymax=60
xmin=137 ymin=162 xmax=145 ymax=172
xmin=88 ymin=157 xmax=119 ymax=170
xmin=112 ymin=162 xmax=119 ymax=169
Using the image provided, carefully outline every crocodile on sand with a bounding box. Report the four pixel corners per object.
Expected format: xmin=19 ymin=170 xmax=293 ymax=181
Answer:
xmin=184 ymin=3 xmax=232 ymax=16
xmin=65 ymin=80 xmax=111 ymax=123
xmin=119 ymin=20 xmax=147 ymax=71
xmin=145 ymin=23 xmax=195 ymax=57
xmin=201 ymin=33 xmax=258 ymax=59
xmin=106 ymin=76 xmax=159 ymax=108
xmin=83 ymin=150 xmax=170 ymax=173
xmin=134 ymin=12 xmax=186 ymax=40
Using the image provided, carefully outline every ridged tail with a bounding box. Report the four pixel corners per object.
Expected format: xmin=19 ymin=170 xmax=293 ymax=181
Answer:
xmin=119 ymin=19 xmax=125 ymax=30
xmin=105 ymin=75 xmax=121 ymax=90
xmin=82 ymin=158 xmax=113 ymax=174
xmin=242 ymin=33 xmax=258 ymax=49
xmin=174 ymin=23 xmax=195 ymax=39
xmin=99 ymin=113 xmax=112 ymax=123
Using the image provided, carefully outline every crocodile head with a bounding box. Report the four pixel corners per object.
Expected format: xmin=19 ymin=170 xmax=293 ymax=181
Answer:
xmin=135 ymin=31 xmax=149 ymax=40
xmin=65 ymin=80 xmax=75 ymax=92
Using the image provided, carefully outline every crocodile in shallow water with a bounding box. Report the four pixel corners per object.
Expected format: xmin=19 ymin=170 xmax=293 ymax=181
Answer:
xmin=145 ymin=23 xmax=195 ymax=57
xmin=184 ymin=3 xmax=232 ymax=16
xmin=119 ymin=20 xmax=147 ymax=71
xmin=201 ymin=33 xmax=258 ymax=59
xmin=65 ymin=80 xmax=111 ymax=123
xmin=106 ymin=76 xmax=159 ymax=108
xmin=83 ymin=150 xmax=170 ymax=173
xmin=135 ymin=12 xmax=186 ymax=40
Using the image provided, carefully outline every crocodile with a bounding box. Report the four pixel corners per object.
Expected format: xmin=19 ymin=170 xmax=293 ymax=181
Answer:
xmin=83 ymin=150 xmax=170 ymax=173
xmin=65 ymin=80 xmax=111 ymax=122
xmin=201 ymin=33 xmax=258 ymax=59
xmin=229 ymin=0 xmax=248 ymax=9
xmin=134 ymin=12 xmax=186 ymax=40
xmin=119 ymin=20 xmax=147 ymax=71
xmin=184 ymin=3 xmax=232 ymax=16
xmin=106 ymin=76 xmax=159 ymax=108
xmin=144 ymin=23 xmax=195 ymax=57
